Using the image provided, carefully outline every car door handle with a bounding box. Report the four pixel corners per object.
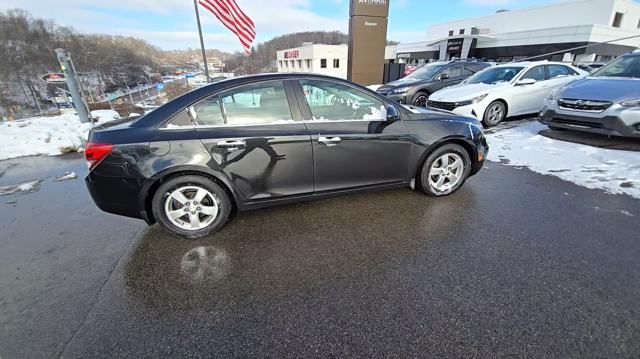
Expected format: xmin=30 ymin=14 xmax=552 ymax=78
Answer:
xmin=318 ymin=136 xmax=341 ymax=147
xmin=216 ymin=140 xmax=246 ymax=149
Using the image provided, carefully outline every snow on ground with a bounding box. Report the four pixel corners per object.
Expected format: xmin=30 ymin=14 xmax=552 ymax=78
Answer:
xmin=0 ymin=110 xmax=120 ymax=161
xmin=486 ymin=121 xmax=640 ymax=199
xmin=0 ymin=180 xmax=41 ymax=196
xmin=56 ymin=171 xmax=78 ymax=182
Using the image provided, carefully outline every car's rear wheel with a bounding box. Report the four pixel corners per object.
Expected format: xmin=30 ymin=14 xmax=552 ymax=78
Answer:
xmin=152 ymin=175 xmax=231 ymax=239
xmin=419 ymin=144 xmax=471 ymax=197
xmin=411 ymin=91 xmax=429 ymax=107
xmin=482 ymin=100 xmax=506 ymax=127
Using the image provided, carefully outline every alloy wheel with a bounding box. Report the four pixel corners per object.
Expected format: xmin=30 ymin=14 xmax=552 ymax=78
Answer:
xmin=486 ymin=103 xmax=505 ymax=125
xmin=428 ymin=153 xmax=465 ymax=194
xmin=164 ymin=185 xmax=219 ymax=231
xmin=413 ymin=95 xmax=428 ymax=107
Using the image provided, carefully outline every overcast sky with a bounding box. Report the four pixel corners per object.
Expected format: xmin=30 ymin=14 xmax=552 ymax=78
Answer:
xmin=1 ymin=0 xmax=565 ymax=52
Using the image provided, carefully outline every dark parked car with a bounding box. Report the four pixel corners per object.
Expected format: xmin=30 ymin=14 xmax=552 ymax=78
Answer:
xmin=540 ymin=51 xmax=640 ymax=138
xmin=85 ymin=74 xmax=488 ymax=238
xmin=376 ymin=60 xmax=492 ymax=107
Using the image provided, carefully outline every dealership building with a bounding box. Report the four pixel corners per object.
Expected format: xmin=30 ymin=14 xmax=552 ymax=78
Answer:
xmin=276 ymin=43 xmax=397 ymax=79
xmin=395 ymin=0 xmax=640 ymax=64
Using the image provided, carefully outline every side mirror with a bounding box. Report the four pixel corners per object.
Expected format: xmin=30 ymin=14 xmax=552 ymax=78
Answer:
xmin=516 ymin=78 xmax=536 ymax=86
xmin=386 ymin=105 xmax=401 ymax=122
xmin=439 ymin=73 xmax=450 ymax=81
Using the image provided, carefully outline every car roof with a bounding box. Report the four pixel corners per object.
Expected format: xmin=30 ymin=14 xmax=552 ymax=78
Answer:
xmin=493 ymin=60 xmax=572 ymax=68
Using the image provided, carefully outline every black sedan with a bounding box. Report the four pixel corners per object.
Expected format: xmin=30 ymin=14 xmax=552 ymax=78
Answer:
xmin=85 ymin=73 xmax=488 ymax=238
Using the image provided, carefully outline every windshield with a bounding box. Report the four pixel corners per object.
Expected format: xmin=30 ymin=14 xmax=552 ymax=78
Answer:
xmin=465 ymin=66 xmax=525 ymax=84
xmin=405 ymin=63 xmax=447 ymax=80
xmin=592 ymin=55 xmax=640 ymax=79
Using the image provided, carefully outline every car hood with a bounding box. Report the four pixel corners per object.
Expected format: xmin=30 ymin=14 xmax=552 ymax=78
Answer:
xmin=402 ymin=105 xmax=481 ymax=125
xmin=378 ymin=77 xmax=429 ymax=91
xmin=429 ymin=83 xmax=508 ymax=101
xmin=558 ymin=77 xmax=640 ymax=102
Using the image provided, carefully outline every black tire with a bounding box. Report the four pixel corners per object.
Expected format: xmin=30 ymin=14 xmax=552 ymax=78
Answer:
xmin=419 ymin=144 xmax=472 ymax=197
xmin=482 ymin=100 xmax=507 ymax=127
xmin=152 ymin=175 xmax=232 ymax=239
xmin=411 ymin=91 xmax=430 ymax=107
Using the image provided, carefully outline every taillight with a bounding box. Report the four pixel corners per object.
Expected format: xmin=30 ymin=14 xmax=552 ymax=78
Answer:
xmin=85 ymin=143 xmax=113 ymax=170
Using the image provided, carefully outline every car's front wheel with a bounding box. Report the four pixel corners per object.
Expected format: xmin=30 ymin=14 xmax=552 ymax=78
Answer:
xmin=411 ymin=91 xmax=429 ymax=107
xmin=152 ymin=175 xmax=231 ymax=239
xmin=419 ymin=144 xmax=471 ymax=197
xmin=482 ymin=100 xmax=506 ymax=127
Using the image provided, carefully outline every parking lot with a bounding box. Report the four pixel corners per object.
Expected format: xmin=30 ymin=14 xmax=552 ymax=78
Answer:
xmin=1 ymin=122 xmax=639 ymax=358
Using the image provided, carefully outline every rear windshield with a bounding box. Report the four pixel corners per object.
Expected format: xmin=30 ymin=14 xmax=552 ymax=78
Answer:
xmin=465 ymin=66 xmax=525 ymax=85
xmin=592 ymin=55 xmax=640 ymax=79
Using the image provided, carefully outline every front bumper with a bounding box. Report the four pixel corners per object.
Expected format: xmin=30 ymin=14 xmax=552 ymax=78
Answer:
xmin=379 ymin=91 xmax=409 ymax=104
xmin=539 ymin=101 xmax=640 ymax=138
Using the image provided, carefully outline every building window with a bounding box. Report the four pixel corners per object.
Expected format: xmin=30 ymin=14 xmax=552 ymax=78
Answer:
xmin=297 ymin=60 xmax=302 ymax=69
xmin=333 ymin=59 xmax=340 ymax=68
xmin=459 ymin=29 xmax=465 ymax=35
xmin=320 ymin=59 xmax=327 ymax=68
xmin=471 ymin=27 xmax=479 ymax=35
xmin=306 ymin=59 xmax=311 ymax=68
xmin=613 ymin=12 xmax=624 ymax=27
xmin=637 ymin=18 xmax=640 ymax=28
xmin=448 ymin=30 xmax=454 ymax=36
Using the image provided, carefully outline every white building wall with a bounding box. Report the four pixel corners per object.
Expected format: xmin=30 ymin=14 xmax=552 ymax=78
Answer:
xmin=276 ymin=44 xmax=348 ymax=78
xmin=426 ymin=0 xmax=623 ymax=41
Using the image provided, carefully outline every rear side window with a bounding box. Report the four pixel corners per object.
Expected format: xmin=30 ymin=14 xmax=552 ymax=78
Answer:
xmin=521 ymin=66 xmax=547 ymax=81
xmin=189 ymin=81 xmax=293 ymax=126
xmin=546 ymin=64 xmax=571 ymax=78
xmin=163 ymin=109 xmax=193 ymax=129
xmin=220 ymin=80 xmax=293 ymax=126
xmin=440 ymin=64 xmax=462 ymax=78
xmin=192 ymin=96 xmax=224 ymax=126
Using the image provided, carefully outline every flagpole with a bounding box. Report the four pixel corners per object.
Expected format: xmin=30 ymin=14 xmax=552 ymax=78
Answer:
xmin=193 ymin=0 xmax=210 ymax=83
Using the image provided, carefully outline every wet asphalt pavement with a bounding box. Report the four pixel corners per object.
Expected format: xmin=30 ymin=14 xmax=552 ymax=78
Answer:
xmin=1 ymin=152 xmax=639 ymax=358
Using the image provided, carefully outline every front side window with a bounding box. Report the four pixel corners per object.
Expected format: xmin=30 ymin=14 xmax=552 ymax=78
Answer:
xmin=300 ymin=79 xmax=387 ymax=121
xmin=592 ymin=55 xmax=640 ymax=79
xmin=405 ymin=63 xmax=447 ymax=80
xmin=521 ymin=66 xmax=547 ymax=81
xmin=190 ymin=81 xmax=293 ymax=126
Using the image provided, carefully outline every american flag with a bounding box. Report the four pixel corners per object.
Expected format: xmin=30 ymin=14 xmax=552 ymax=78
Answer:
xmin=198 ymin=0 xmax=256 ymax=55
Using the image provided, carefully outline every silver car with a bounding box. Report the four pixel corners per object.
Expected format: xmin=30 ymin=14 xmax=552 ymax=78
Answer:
xmin=540 ymin=51 xmax=640 ymax=138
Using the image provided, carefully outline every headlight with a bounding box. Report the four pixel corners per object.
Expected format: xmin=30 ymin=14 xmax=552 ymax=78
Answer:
xmin=470 ymin=93 xmax=488 ymax=103
xmin=457 ymin=94 xmax=488 ymax=106
xmin=390 ymin=86 xmax=411 ymax=94
xmin=545 ymin=89 xmax=560 ymax=101
xmin=620 ymin=99 xmax=640 ymax=107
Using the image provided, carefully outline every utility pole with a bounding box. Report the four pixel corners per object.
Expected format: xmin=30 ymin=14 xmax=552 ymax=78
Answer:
xmin=124 ymin=79 xmax=135 ymax=105
xmin=55 ymin=49 xmax=91 ymax=123
xmin=193 ymin=0 xmax=211 ymax=83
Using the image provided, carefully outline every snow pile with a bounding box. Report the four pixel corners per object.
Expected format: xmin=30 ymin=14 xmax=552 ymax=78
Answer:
xmin=486 ymin=121 xmax=640 ymax=199
xmin=0 ymin=110 xmax=120 ymax=161
xmin=0 ymin=180 xmax=41 ymax=196
xmin=56 ymin=171 xmax=78 ymax=181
